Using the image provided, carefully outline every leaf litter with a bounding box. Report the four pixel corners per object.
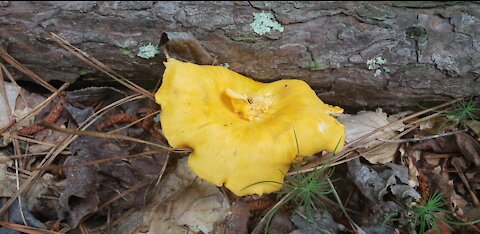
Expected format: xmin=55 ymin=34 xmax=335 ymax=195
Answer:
xmin=0 ymin=33 xmax=479 ymax=234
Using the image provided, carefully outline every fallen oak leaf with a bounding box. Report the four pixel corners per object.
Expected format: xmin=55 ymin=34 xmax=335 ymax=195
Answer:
xmin=347 ymin=156 xmax=420 ymax=203
xmin=0 ymin=82 xmax=19 ymax=130
xmin=406 ymin=132 xmax=480 ymax=167
xmin=466 ymin=120 xmax=480 ymax=137
xmin=226 ymin=201 xmax=249 ymax=234
xmin=455 ymin=132 xmax=480 ymax=167
xmin=141 ymin=161 xmax=230 ymax=234
xmin=338 ymin=109 xmax=404 ymax=164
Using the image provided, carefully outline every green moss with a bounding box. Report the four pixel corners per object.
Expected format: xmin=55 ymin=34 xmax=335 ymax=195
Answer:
xmin=137 ymin=43 xmax=160 ymax=59
xmin=406 ymin=64 xmax=430 ymax=72
xmin=79 ymin=68 xmax=95 ymax=76
xmin=250 ymin=12 xmax=284 ymax=35
xmin=119 ymin=48 xmax=135 ymax=58
xmin=229 ymin=35 xmax=259 ymax=42
xmin=309 ymin=59 xmax=328 ymax=71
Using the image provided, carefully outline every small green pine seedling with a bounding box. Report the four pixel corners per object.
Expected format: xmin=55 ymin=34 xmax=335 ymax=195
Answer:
xmin=281 ymin=164 xmax=334 ymax=218
xmin=243 ymin=163 xmax=334 ymax=233
xmin=411 ymin=192 xmax=480 ymax=234
xmin=244 ymin=131 xmax=340 ymax=233
xmin=258 ymin=164 xmax=334 ymax=233
xmin=412 ymin=192 xmax=449 ymax=234
xmin=438 ymin=98 xmax=479 ymax=131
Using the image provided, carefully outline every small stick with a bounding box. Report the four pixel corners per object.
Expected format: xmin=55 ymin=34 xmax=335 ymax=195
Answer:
xmin=451 ymin=161 xmax=480 ymax=206
xmin=40 ymin=122 xmax=189 ymax=153
xmin=377 ymin=130 xmax=467 ymax=143
xmin=327 ymin=178 xmax=365 ymax=234
xmin=0 ymin=48 xmax=57 ymax=93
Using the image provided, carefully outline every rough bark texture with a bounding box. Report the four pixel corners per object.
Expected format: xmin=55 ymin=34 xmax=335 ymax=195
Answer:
xmin=0 ymin=1 xmax=479 ymax=112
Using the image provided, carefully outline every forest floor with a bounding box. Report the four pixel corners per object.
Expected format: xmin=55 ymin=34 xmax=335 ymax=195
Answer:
xmin=0 ymin=35 xmax=480 ymax=234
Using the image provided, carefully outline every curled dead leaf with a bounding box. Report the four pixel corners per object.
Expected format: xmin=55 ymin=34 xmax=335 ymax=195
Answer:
xmin=338 ymin=109 xmax=404 ymax=164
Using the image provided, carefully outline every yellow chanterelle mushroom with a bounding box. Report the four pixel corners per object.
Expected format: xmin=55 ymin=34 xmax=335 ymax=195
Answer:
xmin=155 ymin=58 xmax=345 ymax=196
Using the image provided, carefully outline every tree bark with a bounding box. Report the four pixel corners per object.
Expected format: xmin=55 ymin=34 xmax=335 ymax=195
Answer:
xmin=0 ymin=1 xmax=479 ymax=112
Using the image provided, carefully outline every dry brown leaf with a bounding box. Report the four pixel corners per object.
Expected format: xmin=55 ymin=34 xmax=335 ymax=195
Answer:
xmin=430 ymin=173 xmax=469 ymax=217
xmin=455 ymin=133 xmax=480 ymax=167
xmin=226 ymin=201 xmax=249 ymax=234
xmin=0 ymin=153 xmax=17 ymax=197
xmin=407 ymin=155 xmax=420 ymax=187
xmin=420 ymin=119 xmax=435 ymax=130
xmin=28 ymin=119 xmax=68 ymax=154
xmin=347 ymin=157 xmax=420 ymax=203
xmin=338 ymin=109 xmax=404 ymax=164
xmin=362 ymin=143 xmax=400 ymax=165
xmin=407 ymin=132 xmax=480 ymax=166
xmin=59 ymin=135 xmax=168 ymax=228
xmin=467 ymin=120 xmax=480 ymax=137
xmin=2 ymin=87 xmax=47 ymax=146
xmin=121 ymin=158 xmax=228 ymax=234
xmin=112 ymin=158 xmax=197 ymax=234
xmin=0 ymin=82 xmax=19 ymax=129
xmin=290 ymin=209 xmax=338 ymax=233
xmin=143 ymin=164 xmax=230 ymax=234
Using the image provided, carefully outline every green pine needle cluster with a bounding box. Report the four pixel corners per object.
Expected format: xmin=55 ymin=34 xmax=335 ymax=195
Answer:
xmin=439 ymin=98 xmax=479 ymax=131
xmin=411 ymin=192 xmax=480 ymax=234
xmin=262 ymin=164 xmax=334 ymax=233
xmin=281 ymin=164 xmax=334 ymax=218
xmin=412 ymin=192 xmax=450 ymax=234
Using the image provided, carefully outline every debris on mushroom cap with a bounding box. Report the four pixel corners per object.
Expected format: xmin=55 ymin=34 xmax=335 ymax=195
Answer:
xmin=155 ymin=58 xmax=345 ymax=196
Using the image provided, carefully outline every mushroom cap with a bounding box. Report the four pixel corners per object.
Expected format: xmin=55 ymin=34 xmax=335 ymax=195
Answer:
xmin=155 ymin=58 xmax=344 ymax=196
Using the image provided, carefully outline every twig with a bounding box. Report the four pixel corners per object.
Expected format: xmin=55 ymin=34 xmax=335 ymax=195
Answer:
xmin=1 ymin=63 xmax=28 ymax=109
xmin=0 ymin=48 xmax=57 ymax=93
xmin=1 ymin=94 xmax=144 ymax=216
xmin=451 ymin=161 xmax=480 ymax=206
xmin=297 ymin=99 xmax=463 ymax=174
xmin=155 ymin=152 xmax=170 ymax=186
xmin=423 ymin=153 xmax=451 ymax=160
xmin=11 ymin=135 xmax=57 ymax=147
xmin=327 ymin=177 xmax=365 ymax=234
xmin=377 ymin=130 xmax=467 ymax=143
xmin=345 ymin=98 xmax=462 ymax=149
xmin=0 ymin=221 xmax=62 ymax=234
xmin=329 ymin=123 xmax=421 ymax=167
xmin=251 ymin=191 xmax=293 ymax=234
xmin=50 ymin=33 xmax=154 ymax=100
xmin=1 ymin=74 xmax=28 ymax=226
xmin=14 ymin=158 xmax=27 ymax=226
xmin=79 ymin=94 xmax=143 ymax=127
xmin=107 ymin=207 xmax=136 ymax=232
xmin=39 ymin=122 xmax=188 ymax=153
xmin=0 ymin=119 xmax=15 ymax=134
xmin=81 ymin=180 xmax=150 ymax=223
xmin=10 ymin=83 xmax=69 ymax=134
xmin=31 ymin=149 xmax=166 ymax=172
